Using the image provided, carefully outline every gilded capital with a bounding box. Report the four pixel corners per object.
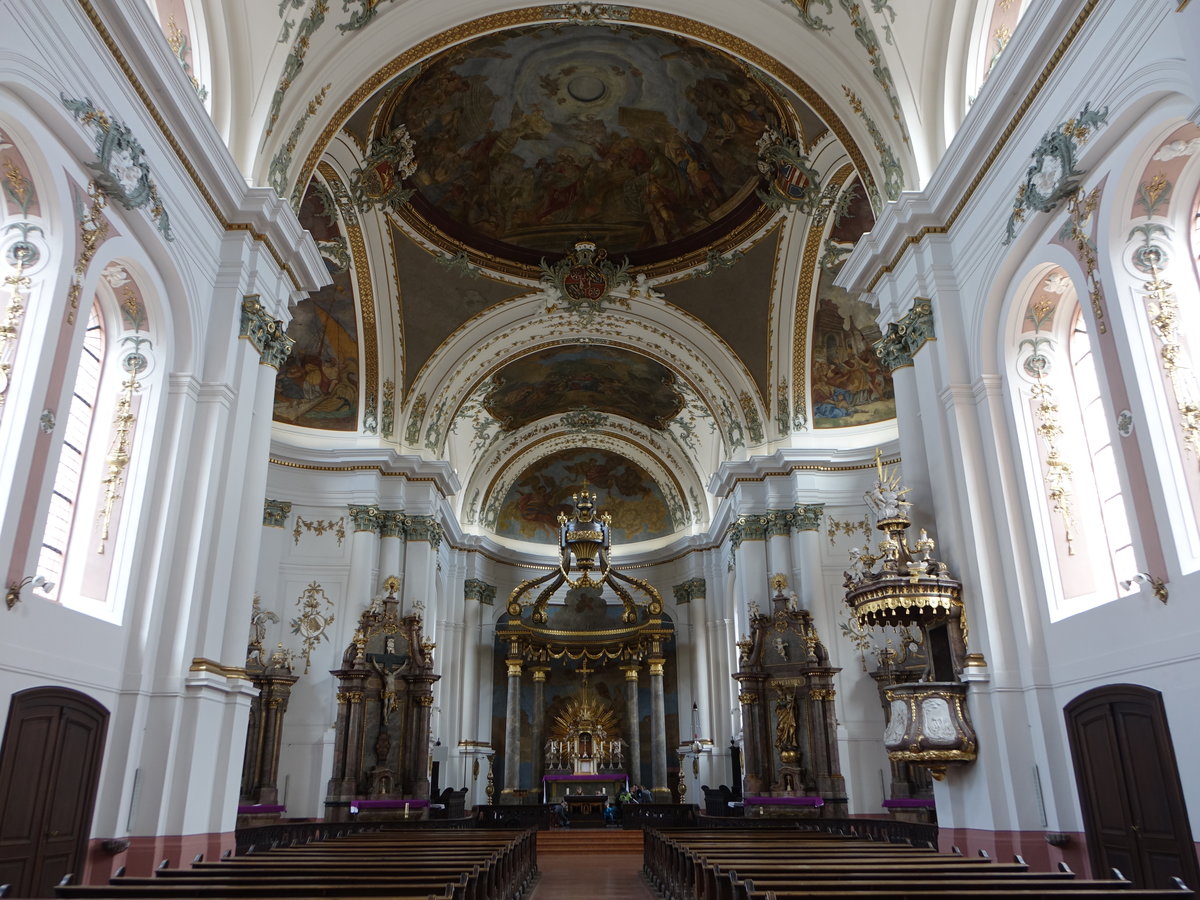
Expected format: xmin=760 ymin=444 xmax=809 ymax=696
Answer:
xmin=263 ymin=498 xmax=292 ymax=528
xmin=530 ymin=667 xmax=549 ymax=682
xmin=739 ymin=692 xmax=759 ymax=705
xmin=464 ymin=578 xmax=496 ymax=606
xmin=621 ymin=665 xmax=640 ymax=681
xmin=506 ymin=659 xmax=524 ymax=677
xmin=647 ymin=657 xmax=665 ymax=677
xmin=347 ymin=504 xmax=383 ymax=532
xmin=239 ymin=295 xmax=295 ymax=370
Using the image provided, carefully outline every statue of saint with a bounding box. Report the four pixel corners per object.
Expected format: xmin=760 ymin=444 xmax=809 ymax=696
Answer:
xmin=775 ymin=696 xmax=797 ymax=750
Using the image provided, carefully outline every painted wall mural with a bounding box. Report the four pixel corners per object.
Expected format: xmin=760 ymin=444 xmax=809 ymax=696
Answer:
xmin=496 ymin=448 xmax=674 ymax=543
xmin=273 ymin=185 xmax=359 ymax=430
xmin=484 ymin=345 xmax=684 ymax=432
xmin=388 ymin=23 xmax=783 ymax=262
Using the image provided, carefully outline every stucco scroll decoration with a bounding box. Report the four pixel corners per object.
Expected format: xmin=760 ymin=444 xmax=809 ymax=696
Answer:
xmin=1003 ymin=103 xmax=1108 ymax=245
xmin=756 ymin=128 xmax=822 ymax=213
xmin=290 ymin=581 xmax=336 ymax=674
xmin=541 ymin=3 xmax=632 ymax=27
xmin=538 ymin=239 xmax=631 ymax=318
xmin=349 ymin=124 xmax=418 ymax=214
xmin=874 ymin=297 xmax=934 ymax=372
xmin=60 ymin=95 xmax=174 ymax=241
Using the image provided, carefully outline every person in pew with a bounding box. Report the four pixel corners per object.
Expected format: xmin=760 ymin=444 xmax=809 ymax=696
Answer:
xmin=635 ymin=784 xmax=652 ymax=802
xmin=603 ymin=799 xmax=617 ymax=825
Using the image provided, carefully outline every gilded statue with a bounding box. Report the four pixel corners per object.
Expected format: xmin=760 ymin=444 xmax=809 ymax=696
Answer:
xmin=775 ymin=695 xmax=797 ymax=749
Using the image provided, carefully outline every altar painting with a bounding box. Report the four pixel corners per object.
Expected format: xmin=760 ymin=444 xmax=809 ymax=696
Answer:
xmin=495 ymin=449 xmax=672 ymax=543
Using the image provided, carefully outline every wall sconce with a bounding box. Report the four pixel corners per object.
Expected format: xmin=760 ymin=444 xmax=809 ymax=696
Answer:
xmin=5 ymin=574 xmax=55 ymax=609
xmin=1119 ymin=572 xmax=1168 ymax=604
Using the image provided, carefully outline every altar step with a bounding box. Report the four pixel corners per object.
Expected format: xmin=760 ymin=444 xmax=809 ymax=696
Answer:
xmin=538 ymin=828 xmax=644 ymax=854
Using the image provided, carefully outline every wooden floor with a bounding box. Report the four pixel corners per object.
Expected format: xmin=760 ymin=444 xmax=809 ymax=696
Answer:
xmin=528 ymin=829 xmax=656 ymax=899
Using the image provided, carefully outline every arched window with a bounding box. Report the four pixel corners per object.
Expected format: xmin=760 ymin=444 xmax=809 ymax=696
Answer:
xmin=1065 ymin=308 xmax=1136 ymax=586
xmin=1015 ymin=267 xmax=1136 ymax=620
xmin=36 ymin=302 xmax=104 ymax=598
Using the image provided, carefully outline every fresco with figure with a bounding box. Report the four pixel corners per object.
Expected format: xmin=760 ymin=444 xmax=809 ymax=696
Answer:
xmin=273 ymin=185 xmax=360 ymax=430
xmin=496 ymin=448 xmax=673 ymax=543
xmin=484 ymin=345 xmax=684 ymax=431
xmin=489 ymin=589 xmax=678 ymax=792
xmin=388 ymin=23 xmax=782 ymax=261
xmin=812 ymin=176 xmax=895 ymax=427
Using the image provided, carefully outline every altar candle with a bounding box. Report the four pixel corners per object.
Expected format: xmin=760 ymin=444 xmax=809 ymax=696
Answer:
xmin=404 ymin=801 xmax=410 ymax=816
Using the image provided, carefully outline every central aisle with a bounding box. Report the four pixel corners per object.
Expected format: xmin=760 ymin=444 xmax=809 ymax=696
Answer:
xmin=528 ymin=830 xmax=656 ymax=899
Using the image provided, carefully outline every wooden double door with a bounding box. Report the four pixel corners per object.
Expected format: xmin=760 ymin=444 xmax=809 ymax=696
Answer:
xmin=0 ymin=687 xmax=109 ymax=897
xmin=1065 ymin=684 xmax=1200 ymax=889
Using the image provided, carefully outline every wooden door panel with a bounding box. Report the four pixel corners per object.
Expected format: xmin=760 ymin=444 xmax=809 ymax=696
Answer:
xmin=0 ymin=688 xmax=108 ymax=898
xmin=0 ymin=712 xmax=53 ymax=845
xmin=1066 ymin=685 xmax=1200 ymax=891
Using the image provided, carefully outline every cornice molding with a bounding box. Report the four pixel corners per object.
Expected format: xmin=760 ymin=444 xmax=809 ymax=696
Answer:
xmin=836 ymin=0 xmax=1104 ymax=296
xmin=707 ymin=446 xmax=899 ymax=498
xmin=71 ymin=0 xmax=330 ymax=298
xmin=268 ymin=446 xmax=460 ymax=496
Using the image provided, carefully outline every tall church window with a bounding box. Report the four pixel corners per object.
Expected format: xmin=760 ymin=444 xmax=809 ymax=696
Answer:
xmin=37 ymin=302 xmax=104 ymax=597
xmin=1017 ymin=268 xmax=1135 ymax=619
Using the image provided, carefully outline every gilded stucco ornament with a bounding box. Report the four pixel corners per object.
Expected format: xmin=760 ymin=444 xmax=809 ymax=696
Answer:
xmin=538 ymin=240 xmax=631 ymax=318
xmin=349 ymin=125 xmax=418 ymax=214
xmin=1004 ymin=103 xmax=1108 ymax=244
xmin=756 ymin=128 xmax=822 ymax=213
xmin=291 ymin=581 xmax=336 ymax=674
xmin=60 ymin=95 xmax=173 ymax=241
xmin=541 ymin=2 xmax=632 ymax=27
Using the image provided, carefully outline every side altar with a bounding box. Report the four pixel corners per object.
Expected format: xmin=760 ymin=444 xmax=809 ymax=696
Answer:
xmin=324 ymin=579 xmax=439 ymax=821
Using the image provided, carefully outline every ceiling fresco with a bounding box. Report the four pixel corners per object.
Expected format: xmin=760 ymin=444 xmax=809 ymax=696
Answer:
xmin=384 ymin=23 xmax=784 ymax=266
xmin=495 ymin=448 xmax=674 ymax=544
xmin=482 ymin=345 xmax=684 ymax=431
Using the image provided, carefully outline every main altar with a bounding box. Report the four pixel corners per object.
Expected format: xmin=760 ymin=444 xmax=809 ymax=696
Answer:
xmin=495 ymin=491 xmax=676 ymax=803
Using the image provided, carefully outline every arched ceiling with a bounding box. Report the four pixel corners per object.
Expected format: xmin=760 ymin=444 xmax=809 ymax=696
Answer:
xmin=149 ymin=0 xmax=1028 ymax=550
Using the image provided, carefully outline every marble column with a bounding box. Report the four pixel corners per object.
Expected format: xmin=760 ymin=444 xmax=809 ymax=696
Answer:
xmin=530 ymin=667 xmax=549 ymax=788
xmin=621 ymin=664 xmax=641 ymax=783
xmin=648 ymin=656 xmax=668 ymax=799
xmin=502 ymin=657 xmax=523 ymax=799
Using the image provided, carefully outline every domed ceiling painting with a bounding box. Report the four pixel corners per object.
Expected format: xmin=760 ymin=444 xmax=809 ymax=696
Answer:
xmin=483 ymin=345 xmax=684 ymax=431
xmin=495 ymin=448 xmax=674 ymax=544
xmin=387 ymin=23 xmax=782 ymax=265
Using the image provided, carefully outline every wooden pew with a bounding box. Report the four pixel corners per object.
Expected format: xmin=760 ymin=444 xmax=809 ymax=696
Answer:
xmin=56 ymin=828 xmax=536 ymax=900
xmin=642 ymin=828 xmax=1195 ymax=900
